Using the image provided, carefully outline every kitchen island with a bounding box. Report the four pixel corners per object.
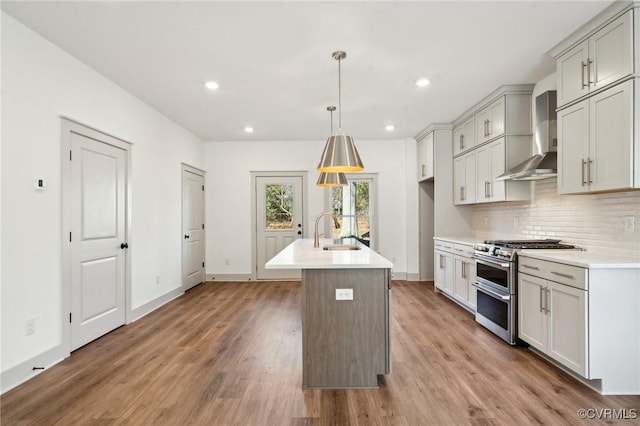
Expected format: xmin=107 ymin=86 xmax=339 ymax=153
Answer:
xmin=265 ymin=238 xmax=393 ymax=389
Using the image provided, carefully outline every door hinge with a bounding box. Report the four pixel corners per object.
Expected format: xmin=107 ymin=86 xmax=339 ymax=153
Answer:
xmin=69 ymin=312 xmax=72 ymax=323
xmin=202 ymin=185 xmax=204 ymax=191
xmin=202 ymin=262 xmax=205 ymax=268
xmin=202 ymin=224 xmax=205 ymax=229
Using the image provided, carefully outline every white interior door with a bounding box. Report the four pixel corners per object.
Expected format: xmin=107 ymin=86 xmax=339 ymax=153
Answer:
xmin=182 ymin=167 xmax=205 ymax=290
xmin=70 ymin=131 xmax=127 ymax=351
xmin=255 ymin=176 xmax=303 ymax=280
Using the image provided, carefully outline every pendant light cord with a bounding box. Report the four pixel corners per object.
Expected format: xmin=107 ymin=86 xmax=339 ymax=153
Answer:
xmin=338 ymin=58 xmax=342 ymax=130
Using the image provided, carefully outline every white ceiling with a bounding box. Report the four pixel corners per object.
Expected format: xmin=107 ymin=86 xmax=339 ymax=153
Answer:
xmin=2 ymin=1 xmax=611 ymax=141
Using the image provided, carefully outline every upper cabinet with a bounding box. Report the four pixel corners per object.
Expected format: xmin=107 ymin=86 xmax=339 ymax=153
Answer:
xmin=417 ymin=131 xmax=434 ymax=182
xmin=475 ymin=97 xmax=505 ymax=145
xmin=450 ymin=85 xmax=533 ymax=205
xmin=554 ymin=5 xmax=639 ymax=194
xmin=558 ymin=79 xmax=635 ymax=194
xmin=557 ymin=10 xmax=634 ymax=108
xmin=452 ymin=116 xmax=476 ymax=157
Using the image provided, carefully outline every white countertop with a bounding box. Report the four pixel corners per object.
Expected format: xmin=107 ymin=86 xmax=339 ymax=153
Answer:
xmin=433 ymin=236 xmax=480 ymax=246
xmin=265 ymin=238 xmax=393 ymax=269
xmin=519 ymin=250 xmax=640 ymax=269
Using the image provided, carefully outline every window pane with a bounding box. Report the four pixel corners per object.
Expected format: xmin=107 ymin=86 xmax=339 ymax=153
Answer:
xmin=265 ymin=184 xmax=294 ymax=229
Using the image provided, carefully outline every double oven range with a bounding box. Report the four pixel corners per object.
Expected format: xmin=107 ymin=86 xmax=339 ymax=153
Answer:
xmin=472 ymin=239 xmax=577 ymax=345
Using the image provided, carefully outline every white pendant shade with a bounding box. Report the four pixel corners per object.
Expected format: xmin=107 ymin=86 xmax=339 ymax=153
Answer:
xmin=317 ymin=133 xmax=364 ymax=173
xmin=316 ymin=172 xmax=347 ymax=187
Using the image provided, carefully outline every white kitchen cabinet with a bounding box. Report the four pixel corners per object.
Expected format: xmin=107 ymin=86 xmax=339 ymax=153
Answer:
xmin=434 ymin=249 xmax=454 ymax=295
xmin=417 ymin=132 xmax=434 ymax=182
xmin=557 ymin=10 xmax=633 ymax=108
xmin=453 ymin=244 xmax=476 ymax=310
xmin=518 ymin=272 xmax=587 ymax=376
xmin=453 ymin=151 xmax=476 ymax=205
xmin=475 ymin=137 xmax=531 ymax=203
xmin=434 ymin=239 xmax=477 ymax=312
xmin=452 ymin=116 xmax=475 ymax=157
xmin=518 ymin=252 xmax=640 ymax=395
xmin=558 ymin=79 xmax=636 ymax=194
xmin=475 ymin=97 xmax=505 ymax=145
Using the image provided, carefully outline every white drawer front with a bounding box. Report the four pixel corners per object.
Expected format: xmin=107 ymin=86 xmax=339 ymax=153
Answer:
xmin=519 ymin=257 xmax=587 ymax=290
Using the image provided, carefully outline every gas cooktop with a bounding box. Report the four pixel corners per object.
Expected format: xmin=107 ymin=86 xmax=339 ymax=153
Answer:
xmin=483 ymin=239 xmax=576 ymax=250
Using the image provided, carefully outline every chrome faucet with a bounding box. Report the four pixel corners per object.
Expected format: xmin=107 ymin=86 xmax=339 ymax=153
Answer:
xmin=314 ymin=212 xmax=341 ymax=248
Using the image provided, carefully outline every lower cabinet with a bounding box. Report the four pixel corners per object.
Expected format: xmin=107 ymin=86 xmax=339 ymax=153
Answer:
xmin=453 ymin=250 xmax=476 ymax=310
xmin=518 ymin=254 xmax=640 ymax=394
xmin=434 ymin=249 xmax=454 ymax=295
xmin=434 ymin=239 xmax=476 ymax=311
xmin=518 ymin=272 xmax=587 ymax=376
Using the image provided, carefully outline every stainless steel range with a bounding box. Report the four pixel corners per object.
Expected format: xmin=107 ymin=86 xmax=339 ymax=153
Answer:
xmin=472 ymin=239 xmax=578 ymax=344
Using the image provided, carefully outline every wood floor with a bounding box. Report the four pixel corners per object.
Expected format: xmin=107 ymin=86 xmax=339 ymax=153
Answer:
xmin=2 ymin=280 xmax=639 ymax=425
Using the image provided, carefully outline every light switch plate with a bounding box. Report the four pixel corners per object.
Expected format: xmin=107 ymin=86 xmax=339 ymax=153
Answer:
xmin=336 ymin=288 xmax=353 ymax=300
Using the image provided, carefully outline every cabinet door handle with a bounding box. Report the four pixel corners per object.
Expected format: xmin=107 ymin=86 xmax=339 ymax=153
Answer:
xmin=460 ymin=134 xmax=464 ymax=149
xmin=587 ymin=158 xmax=593 ymax=184
xmin=421 ymin=164 xmax=425 ymax=177
xmin=486 ymin=119 xmax=491 ymax=137
xmin=551 ymin=271 xmax=574 ymax=279
xmin=581 ymin=61 xmax=588 ymax=89
xmin=539 ymin=286 xmax=545 ymax=313
xmin=587 ymin=58 xmax=594 ymax=86
xmin=487 ymin=181 xmax=491 ymax=198
xmin=460 ymin=186 xmax=465 ymax=201
xmin=581 ymin=159 xmax=587 ymax=186
xmin=545 ymin=288 xmax=551 ymax=314
xmin=522 ymin=264 xmax=539 ymax=270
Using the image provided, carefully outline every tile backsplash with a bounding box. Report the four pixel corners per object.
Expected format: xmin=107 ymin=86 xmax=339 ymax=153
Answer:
xmin=473 ymin=179 xmax=640 ymax=258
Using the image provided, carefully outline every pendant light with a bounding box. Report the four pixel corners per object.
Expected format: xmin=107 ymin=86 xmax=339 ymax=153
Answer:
xmin=317 ymin=51 xmax=364 ymax=173
xmin=317 ymin=106 xmax=347 ymax=187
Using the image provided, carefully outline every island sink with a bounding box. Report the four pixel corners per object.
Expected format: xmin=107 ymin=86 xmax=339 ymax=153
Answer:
xmin=322 ymin=244 xmax=361 ymax=251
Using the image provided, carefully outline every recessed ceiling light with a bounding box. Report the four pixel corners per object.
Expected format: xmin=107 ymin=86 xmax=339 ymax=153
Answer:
xmin=415 ymin=78 xmax=430 ymax=88
xmin=205 ymin=81 xmax=219 ymax=90
xmin=244 ymin=126 xmax=254 ymax=133
xmin=385 ymin=125 xmax=395 ymax=132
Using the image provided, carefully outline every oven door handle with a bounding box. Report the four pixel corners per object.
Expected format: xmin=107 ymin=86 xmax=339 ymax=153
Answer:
xmin=472 ymin=283 xmax=511 ymax=301
xmin=472 ymin=255 xmax=510 ymax=269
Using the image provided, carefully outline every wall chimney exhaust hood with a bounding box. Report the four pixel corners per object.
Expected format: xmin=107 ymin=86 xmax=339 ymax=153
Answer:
xmin=496 ymin=91 xmax=557 ymax=181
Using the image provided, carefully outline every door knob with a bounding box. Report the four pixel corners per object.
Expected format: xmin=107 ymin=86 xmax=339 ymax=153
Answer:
xmin=298 ymin=231 xmax=302 ymax=235
xmin=120 ymin=243 xmax=128 ymax=249
xmin=298 ymin=224 xmax=302 ymax=227
xmin=184 ymin=235 xmax=190 ymax=239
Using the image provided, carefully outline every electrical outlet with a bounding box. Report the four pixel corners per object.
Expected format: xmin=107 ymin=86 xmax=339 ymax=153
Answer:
xmin=624 ymin=216 xmax=636 ymax=232
xmin=224 ymin=258 xmax=231 ymax=266
xmin=336 ymin=288 xmax=353 ymax=301
xmin=25 ymin=318 xmax=35 ymax=336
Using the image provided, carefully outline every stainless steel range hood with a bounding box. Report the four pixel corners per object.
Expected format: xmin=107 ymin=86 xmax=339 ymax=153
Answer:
xmin=496 ymin=91 xmax=557 ymax=181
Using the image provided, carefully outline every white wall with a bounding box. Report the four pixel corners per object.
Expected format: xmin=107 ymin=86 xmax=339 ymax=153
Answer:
xmin=1 ymin=13 xmax=204 ymax=390
xmin=204 ymin=138 xmax=416 ymax=279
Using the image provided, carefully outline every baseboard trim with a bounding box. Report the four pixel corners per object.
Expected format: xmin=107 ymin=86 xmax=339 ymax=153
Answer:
xmin=3 ymin=286 xmax=186 ymax=395
xmin=391 ymin=272 xmax=407 ymax=280
xmin=130 ymin=286 xmax=184 ymax=322
xmin=1 ymin=344 xmax=68 ymax=394
xmin=405 ymin=273 xmax=420 ymax=281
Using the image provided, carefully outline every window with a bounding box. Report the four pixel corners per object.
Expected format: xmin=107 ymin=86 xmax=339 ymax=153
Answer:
xmin=327 ymin=174 xmax=377 ymax=249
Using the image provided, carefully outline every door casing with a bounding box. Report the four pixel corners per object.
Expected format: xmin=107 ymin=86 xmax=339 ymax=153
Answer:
xmin=61 ymin=117 xmax=132 ymax=353
xmin=250 ymin=171 xmax=307 ymax=281
xmin=181 ymin=163 xmax=206 ymax=290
